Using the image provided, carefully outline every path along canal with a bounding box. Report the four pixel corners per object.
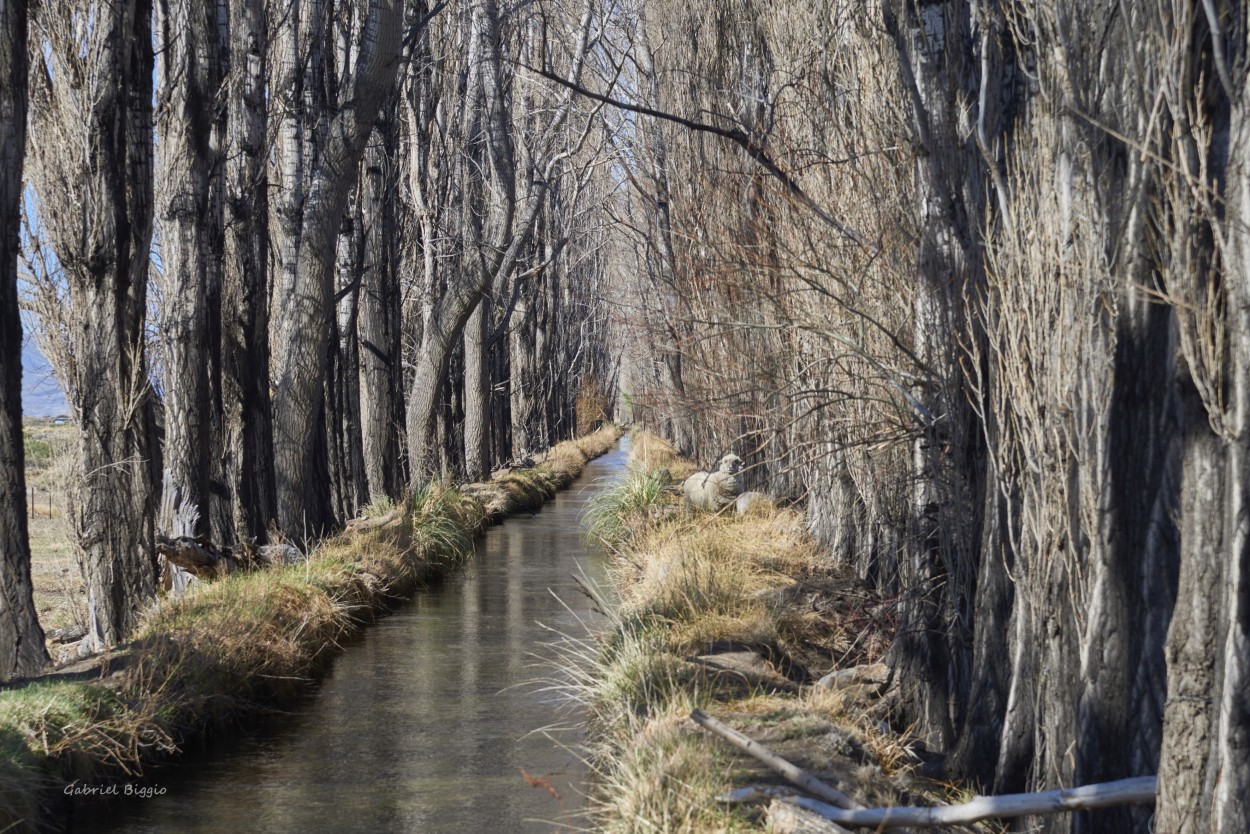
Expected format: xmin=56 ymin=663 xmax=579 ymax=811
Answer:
xmin=74 ymin=439 xmax=629 ymax=834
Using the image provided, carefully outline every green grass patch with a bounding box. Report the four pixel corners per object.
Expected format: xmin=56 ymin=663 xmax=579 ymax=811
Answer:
xmin=584 ymin=467 xmax=672 ymax=550
xmin=406 ymin=483 xmax=477 ymax=566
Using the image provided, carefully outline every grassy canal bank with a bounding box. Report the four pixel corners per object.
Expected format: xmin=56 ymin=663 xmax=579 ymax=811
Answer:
xmin=578 ymin=432 xmax=979 ymax=833
xmin=0 ymin=425 xmax=621 ymax=833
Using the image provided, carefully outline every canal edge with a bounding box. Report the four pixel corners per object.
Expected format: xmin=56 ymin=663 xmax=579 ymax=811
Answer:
xmin=0 ymin=425 xmax=623 ymax=834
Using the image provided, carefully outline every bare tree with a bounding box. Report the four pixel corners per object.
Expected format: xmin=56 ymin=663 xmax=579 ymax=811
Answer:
xmin=25 ymin=0 xmax=159 ymax=649
xmin=156 ymin=0 xmax=225 ymax=538
xmin=0 ymin=0 xmax=49 ymax=681
xmin=405 ymin=0 xmax=595 ymax=482
xmin=405 ymin=0 xmax=513 ymax=482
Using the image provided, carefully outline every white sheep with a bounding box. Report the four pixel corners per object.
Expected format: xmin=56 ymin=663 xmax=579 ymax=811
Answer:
xmin=734 ymin=491 xmax=767 ymax=515
xmin=682 ymin=453 xmax=744 ymax=512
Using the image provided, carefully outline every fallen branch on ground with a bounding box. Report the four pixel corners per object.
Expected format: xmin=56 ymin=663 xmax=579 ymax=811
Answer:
xmin=777 ymin=775 xmax=1157 ymax=828
xmin=691 ymin=708 xmax=864 ymax=810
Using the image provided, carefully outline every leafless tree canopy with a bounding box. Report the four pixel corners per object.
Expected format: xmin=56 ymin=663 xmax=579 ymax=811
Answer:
xmin=2 ymin=1 xmax=1247 ymax=830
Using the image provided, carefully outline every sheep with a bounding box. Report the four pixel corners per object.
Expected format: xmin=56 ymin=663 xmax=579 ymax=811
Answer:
xmin=734 ymin=491 xmax=767 ymax=515
xmin=682 ymin=453 xmax=743 ymax=512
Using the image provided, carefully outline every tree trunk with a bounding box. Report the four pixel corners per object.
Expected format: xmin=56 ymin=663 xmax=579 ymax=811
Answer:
xmin=406 ymin=295 xmax=480 ymax=480
xmin=270 ymin=0 xmax=402 ymax=539
xmin=222 ymin=0 xmax=276 ymax=543
xmin=357 ymin=124 xmax=401 ymax=503
xmin=66 ymin=0 xmax=159 ymax=648
xmin=0 ymin=0 xmax=49 ymax=680
xmin=328 ymin=197 xmax=366 ymax=518
xmin=509 ymin=277 xmax=538 ymax=458
xmin=1157 ymin=47 xmax=1250 ymax=828
xmin=156 ymin=0 xmax=223 ymax=538
xmin=463 ymin=294 xmax=491 ymax=480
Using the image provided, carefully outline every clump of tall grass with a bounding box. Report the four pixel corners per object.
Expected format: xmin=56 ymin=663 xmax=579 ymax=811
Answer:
xmin=359 ymin=494 xmax=397 ymax=518
xmin=542 ymin=608 xmax=750 ymax=833
xmin=584 ymin=468 xmax=673 ymax=550
xmin=594 ymin=709 xmax=755 ymax=834
xmin=406 ymin=483 xmax=477 ymax=566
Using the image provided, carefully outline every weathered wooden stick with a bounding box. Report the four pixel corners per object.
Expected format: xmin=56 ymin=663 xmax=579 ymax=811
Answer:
xmin=779 ymin=775 xmax=1157 ymax=828
xmin=690 ymin=709 xmax=864 ymax=810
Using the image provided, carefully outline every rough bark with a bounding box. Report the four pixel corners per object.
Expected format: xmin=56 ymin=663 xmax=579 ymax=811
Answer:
xmin=0 ymin=0 xmax=49 ymax=680
xmin=156 ymin=0 xmax=223 ymax=539
xmin=270 ymin=0 xmax=402 ymax=538
xmin=222 ymin=0 xmax=276 ymax=542
xmin=357 ymin=124 xmax=401 ymax=503
xmin=1157 ymin=11 xmax=1250 ymax=824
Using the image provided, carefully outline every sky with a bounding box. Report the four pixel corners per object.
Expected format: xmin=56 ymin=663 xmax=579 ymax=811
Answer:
xmin=21 ymin=333 xmax=68 ymax=417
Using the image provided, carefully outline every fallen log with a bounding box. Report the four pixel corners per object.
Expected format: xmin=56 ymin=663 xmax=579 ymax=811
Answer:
xmin=46 ymin=624 xmax=88 ymax=644
xmin=691 ymin=709 xmax=864 ymax=810
xmin=156 ymin=534 xmax=224 ymax=572
xmin=777 ymin=775 xmax=1157 ymax=829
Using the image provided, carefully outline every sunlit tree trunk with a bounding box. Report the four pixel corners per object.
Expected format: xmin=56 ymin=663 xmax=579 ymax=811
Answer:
xmin=462 ymin=294 xmax=491 ymax=480
xmin=156 ymin=0 xmax=224 ymax=537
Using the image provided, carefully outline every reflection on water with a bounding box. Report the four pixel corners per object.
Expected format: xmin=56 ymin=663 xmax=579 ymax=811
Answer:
xmin=73 ymin=439 xmax=629 ymax=834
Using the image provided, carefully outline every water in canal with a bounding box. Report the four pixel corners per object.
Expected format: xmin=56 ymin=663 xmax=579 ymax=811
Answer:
xmin=74 ymin=439 xmax=629 ymax=834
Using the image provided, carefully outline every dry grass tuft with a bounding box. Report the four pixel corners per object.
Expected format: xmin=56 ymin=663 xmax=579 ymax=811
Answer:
xmin=570 ymin=424 xmax=623 ymax=461
xmin=595 ymin=709 xmax=755 ymax=834
xmin=628 ymin=430 xmax=698 ymax=481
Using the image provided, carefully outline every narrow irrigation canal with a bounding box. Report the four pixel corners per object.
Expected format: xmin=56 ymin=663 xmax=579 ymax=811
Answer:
xmin=75 ymin=440 xmax=629 ymax=834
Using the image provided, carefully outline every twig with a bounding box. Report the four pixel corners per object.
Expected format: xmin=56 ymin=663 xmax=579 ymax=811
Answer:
xmin=777 ymin=775 xmax=1157 ymax=829
xmin=516 ymin=62 xmax=879 ymax=254
xmin=690 ymin=709 xmax=864 ymax=810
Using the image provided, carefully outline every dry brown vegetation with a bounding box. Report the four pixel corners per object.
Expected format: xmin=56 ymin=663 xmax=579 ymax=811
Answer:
xmin=577 ymin=432 xmax=979 ymax=833
xmin=19 ymin=421 xmax=85 ymax=647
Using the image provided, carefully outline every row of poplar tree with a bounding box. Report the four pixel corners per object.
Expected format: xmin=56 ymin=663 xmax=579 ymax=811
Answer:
xmin=7 ymin=1 xmax=1247 ymax=830
xmin=0 ymin=1 xmax=619 ymax=676
xmin=612 ymin=2 xmax=1249 ymax=832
